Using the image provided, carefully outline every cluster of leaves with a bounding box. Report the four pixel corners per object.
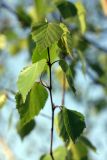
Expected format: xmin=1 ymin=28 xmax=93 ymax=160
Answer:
xmin=1 ymin=0 xmax=107 ymax=159
xmin=15 ymin=1 xmax=96 ymax=159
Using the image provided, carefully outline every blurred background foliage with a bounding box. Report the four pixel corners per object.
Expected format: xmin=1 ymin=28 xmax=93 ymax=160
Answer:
xmin=0 ymin=0 xmax=107 ymax=160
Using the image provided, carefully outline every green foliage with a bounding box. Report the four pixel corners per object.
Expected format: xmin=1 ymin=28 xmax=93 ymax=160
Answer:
xmin=17 ymin=119 xmax=36 ymax=140
xmin=75 ymin=2 xmax=86 ymax=33
xmin=31 ymin=22 xmax=63 ymax=53
xmin=55 ymin=110 xmax=69 ymax=143
xmin=16 ymin=83 xmax=48 ymax=128
xmin=56 ymin=1 xmax=77 ymax=18
xmin=17 ymin=59 xmax=46 ymax=102
xmin=41 ymin=146 xmax=67 ymax=160
xmin=62 ymin=107 xmax=86 ymax=143
xmin=59 ymin=60 xmax=76 ymax=93
xmin=60 ymin=23 xmax=72 ymax=55
xmin=2 ymin=0 xmax=104 ymax=159
xmin=32 ymin=43 xmax=60 ymax=63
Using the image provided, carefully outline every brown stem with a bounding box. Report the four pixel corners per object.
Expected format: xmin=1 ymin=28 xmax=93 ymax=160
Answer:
xmin=61 ymin=73 xmax=66 ymax=106
xmin=47 ymin=47 xmax=55 ymax=160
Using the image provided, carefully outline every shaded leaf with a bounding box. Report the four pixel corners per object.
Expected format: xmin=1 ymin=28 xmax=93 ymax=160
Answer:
xmin=16 ymin=82 xmax=48 ymax=128
xmin=17 ymin=59 xmax=46 ymax=102
xmin=17 ymin=119 xmax=36 ymax=140
xmin=63 ymin=107 xmax=86 ymax=143
xmin=55 ymin=111 xmax=69 ymax=143
xmin=59 ymin=60 xmax=76 ymax=94
xmin=56 ymin=1 xmax=77 ymax=18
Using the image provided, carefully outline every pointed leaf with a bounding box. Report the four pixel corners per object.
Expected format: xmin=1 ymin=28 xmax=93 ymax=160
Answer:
xmin=75 ymin=2 xmax=86 ymax=33
xmin=17 ymin=119 xmax=36 ymax=140
xmin=60 ymin=23 xmax=72 ymax=55
xmin=16 ymin=82 xmax=48 ymax=128
xmin=17 ymin=59 xmax=46 ymax=102
xmin=63 ymin=107 xmax=86 ymax=143
xmin=31 ymin=22 xmax=63 ymax=52
xmin=55 ymin=111 xmax=69 ymax=143
xmin=80 ymin=136 xmax=96 ymax=152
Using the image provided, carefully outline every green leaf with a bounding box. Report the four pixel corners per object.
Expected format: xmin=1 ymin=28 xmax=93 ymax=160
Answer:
xmin=60 ymin=23 xmax=72 ymax=55
xmin=80 ymin=136 xmax=96 ymax=152
xmin=17 ymin=59 xmax=46 ymax=102
xmin=75 ymin=2 xmax=86 ymax=33
xmin=16 ymin=82 xmax=48 ymax=128
xmin=32 ymin=43 xmax=60 ymax=63
xmin=31 ymin=22 xmax=63 ymax=52
xmin=59 ymin=60 xmax=76 ymax=93
xmin=70 ymin=140 xmax=88 ymax=160
xmin=41 ymin=146 xmax=67 ymax=160
xmin=56 ymin=1 xmax=77 ymax=19
xmin=32 ymin=47 xmax=47 ymax=63
xmin=63 ymin=107 xmax=86 ymax=143
xmin=17 ymin=119 xmax=36 ymax=140
xmin=55 ymin=111 xmax=69 ymax=143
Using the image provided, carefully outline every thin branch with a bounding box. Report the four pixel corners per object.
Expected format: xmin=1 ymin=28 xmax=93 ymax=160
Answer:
xmin=61 ymin=73 xmax=66 ymax=106
xmin=47 ymin=47 xmax=55 ymax=160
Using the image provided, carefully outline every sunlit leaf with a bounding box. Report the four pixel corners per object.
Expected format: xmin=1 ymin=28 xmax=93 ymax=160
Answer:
xmin=41 ymin=146 xmax=67 ymax=160
xmin=32 ymin=43 xmax=59 ymax=63
xmin=17 ymin=59 xmax=46 ymax=102
xmin=31 ymin=22 xmax=63 ymax=52
xmin=60 ymin=23 xmax=72 ymax=55
xmin=75 ymin=2 xmax=86 ymax=33
xmin=69 ymin=140 xmax=88 ymax=160
xmin=16 ymin=82 xmax=48 ymax=128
